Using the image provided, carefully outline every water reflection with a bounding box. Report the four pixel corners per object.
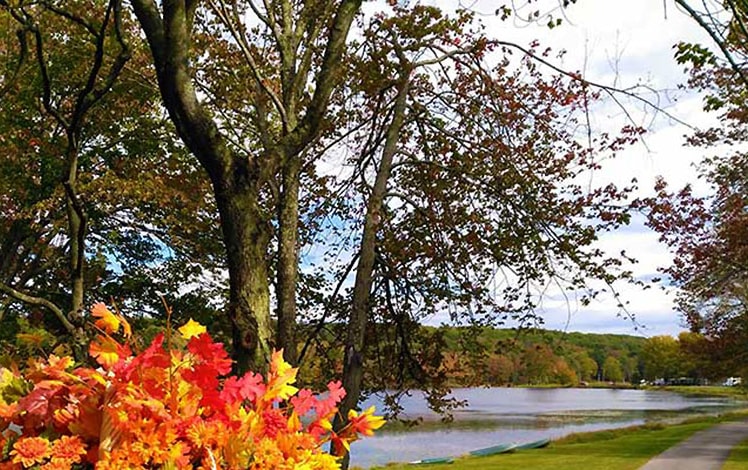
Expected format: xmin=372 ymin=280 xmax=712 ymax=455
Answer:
xmin=350 ymin=387 xmax=742 ymax=468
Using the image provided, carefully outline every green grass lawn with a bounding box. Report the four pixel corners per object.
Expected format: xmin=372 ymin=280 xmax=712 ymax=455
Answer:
xmin=653 ymin=385 xmax=748 ymax=399
xmin=723 ymin=437 xmax=748 ymax=470
xmin=367 ymin=412 xmax=748 ymax=470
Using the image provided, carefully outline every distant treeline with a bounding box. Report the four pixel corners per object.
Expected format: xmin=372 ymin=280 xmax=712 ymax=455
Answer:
xmin=2 ymin=315 xmax=720 ymax=390
xmin=428 ymin=326 xmax=717 ymax=387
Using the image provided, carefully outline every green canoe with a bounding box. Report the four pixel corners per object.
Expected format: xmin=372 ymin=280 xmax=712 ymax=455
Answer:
xmin=409 ymin=457 xmax=454 ymax=465
xmin=468 ymin=442 xmax=517 ymax=457
xmin=516 ymin=438 xmax=551 ymax=450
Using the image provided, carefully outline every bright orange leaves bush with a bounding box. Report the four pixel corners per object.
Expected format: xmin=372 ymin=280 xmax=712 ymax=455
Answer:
xmin=0 ymin=303 xmax=383 ymax=469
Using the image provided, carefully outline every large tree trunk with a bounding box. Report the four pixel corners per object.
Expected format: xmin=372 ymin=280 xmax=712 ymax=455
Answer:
xmin=130 ymin=0 xmax=276 ymax=372
xmin=276 ymin=156 xmax=301 ymax=365
xmin=217 ymin=185 xmax=273 ymax=374
xmin=334 ymin=75 xmax=410 ymax=469
xmin=130 ymin=0 xmax=362 ymax=373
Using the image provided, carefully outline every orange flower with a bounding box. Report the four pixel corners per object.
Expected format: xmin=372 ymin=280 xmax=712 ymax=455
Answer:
xmin=49 ymin=435 xmax=86 ymax=465
xmin=39 ymin=461 xmax=69 ymax=470
xmin=10 ymin=437 xmax=51 ymax=467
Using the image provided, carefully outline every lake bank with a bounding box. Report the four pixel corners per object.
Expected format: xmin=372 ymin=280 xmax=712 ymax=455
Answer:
xmin=366 ymin=410 xmax=748 ymax=470
xmin=350 ymin=387 xmax=745 ymax=468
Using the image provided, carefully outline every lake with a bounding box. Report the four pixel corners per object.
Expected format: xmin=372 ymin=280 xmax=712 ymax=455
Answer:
xmin=350 ymin=387 xmax=742 ymax=468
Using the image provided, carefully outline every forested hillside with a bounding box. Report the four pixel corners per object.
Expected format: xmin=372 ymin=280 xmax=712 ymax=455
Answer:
xmin=435 ymin=326 xmax=646 ymax=387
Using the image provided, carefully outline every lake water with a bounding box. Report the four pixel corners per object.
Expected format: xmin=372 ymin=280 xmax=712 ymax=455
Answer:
xmin=349 ymin=387 xmax=742 ymax=468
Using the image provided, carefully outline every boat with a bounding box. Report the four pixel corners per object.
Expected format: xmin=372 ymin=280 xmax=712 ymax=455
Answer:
xmin=468 ymin=442 xmax=517 ymax=457
xmin=516 ymin=438 xmax=551 ymax=450
xmin=409 ymin=457 xmax=454 ymax=465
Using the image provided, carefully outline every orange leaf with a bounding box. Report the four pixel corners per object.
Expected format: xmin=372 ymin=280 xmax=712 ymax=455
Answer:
xmin=91 ymin=303 xmax=120 ymax=335
xmin=89 ymin=335 xmax=122 ymax=368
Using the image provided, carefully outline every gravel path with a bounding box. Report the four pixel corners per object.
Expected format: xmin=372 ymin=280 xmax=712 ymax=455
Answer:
xmin=638 ymin=420 xmax=748 ymax=470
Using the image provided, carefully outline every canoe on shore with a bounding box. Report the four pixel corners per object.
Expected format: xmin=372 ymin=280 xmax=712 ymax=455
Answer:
xmin=516 ymin=438 xmax=551 ymax=450
xmin=409 ymin=457 xmax=454 ymax=465
xmin=468 ymin=442 xmax=517 ymax=457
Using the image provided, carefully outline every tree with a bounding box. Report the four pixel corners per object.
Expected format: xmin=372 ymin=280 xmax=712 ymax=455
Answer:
xmin=643 ymin=0 xmax=748 ymax=374
xmin=553 ymin=358 xmax=579 ymax=386
xmin=127 ymin=0 xmax=365 ymax=372
xmin=0 ymin=0 xmax=131 ymax=357
xmin=486 ymin=354 xmax=518 ymax=385
xmin=564 ymin=347 xmax=599 ymax=381
xmin=602 ymin=355 xmax=623 ymax=382
xmin=522 ymin=343 xmax=557 ymax=384
xmin=677 ymin=331 xmax=710 ymax=379
xmin=324 ymin=7 xmax=639 ymax=444
xmin=640 ymin=335 xmax=680 ymax=381
xmin=0 ymin=1 xmax=222 ymax=357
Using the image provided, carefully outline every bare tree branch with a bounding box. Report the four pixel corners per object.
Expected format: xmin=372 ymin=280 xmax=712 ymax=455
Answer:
xmin=0 ymin=281 xmax=76 ymax=334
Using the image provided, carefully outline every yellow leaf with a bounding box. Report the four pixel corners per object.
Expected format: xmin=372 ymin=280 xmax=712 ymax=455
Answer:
xmin=266 ymin=350 xmax=298 ymax=401
xmin=178 ymin=318 xmax=207 ymax=340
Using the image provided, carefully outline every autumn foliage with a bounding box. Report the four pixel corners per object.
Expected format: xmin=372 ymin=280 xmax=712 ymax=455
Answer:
xmin=0 ymin=304 xmax=383 ymax=469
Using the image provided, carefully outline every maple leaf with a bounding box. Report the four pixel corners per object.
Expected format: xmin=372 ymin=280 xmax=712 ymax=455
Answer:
xmin=124 ymin=333 xmax=169 ymax=381
xmin=265 ymin=350 xmax=298 ymax=402
xmin=289 ymin=388 xmax=316 ymax=416
xmin=347 ymin=406 xmax=385 ymax=436
xmin=186 ymin=333 xmax=232 ymax=376
xmin=316 ymin=381 xmax=346 ymax=419
xmin=220 ymin=372 xmax=265 ymax=404
xmin=183 ymin=363 xmax=220 ymax=397
xmin=16 ymin=384 xmax=65 ymax=429
xmin=326 ymin=380 xmax=346 ymax=403
xmin=91 ymin=303 xmax=120 ymax=335
xmin=118 ymin=313 xmax=132 ymax=338
xmin=178 ymin=318 xmax=206 ymax=340
xmin=89 ymin=335 xmax=129 ymax=369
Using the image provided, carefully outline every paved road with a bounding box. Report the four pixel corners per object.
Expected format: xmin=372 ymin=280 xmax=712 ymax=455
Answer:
xmin=638 ymin=420 xmax=748 ymax=470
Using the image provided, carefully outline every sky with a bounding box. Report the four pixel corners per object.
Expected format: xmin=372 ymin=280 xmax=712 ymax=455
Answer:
xmin=414 ymin=0 xmax=725 ymax=337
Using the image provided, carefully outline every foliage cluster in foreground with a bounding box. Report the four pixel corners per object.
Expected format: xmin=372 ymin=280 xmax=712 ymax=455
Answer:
xmin=0 ymin=304 xmax=382 ymax=469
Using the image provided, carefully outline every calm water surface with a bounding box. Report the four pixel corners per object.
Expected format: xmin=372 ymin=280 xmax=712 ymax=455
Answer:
xmin=350 ymin=387 xmax=742 ymax=468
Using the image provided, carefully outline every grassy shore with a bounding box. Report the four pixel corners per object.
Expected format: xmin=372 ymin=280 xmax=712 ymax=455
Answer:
xmin=653 ymin=385 xmax=748 ymax=399
xmin=367 ymin=411 xmax=748 ymax=470
xmin=724 ymin=437 xmax=748 ymax=469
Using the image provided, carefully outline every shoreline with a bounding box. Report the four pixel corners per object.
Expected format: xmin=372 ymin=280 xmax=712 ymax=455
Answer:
xmin=366 ymin=410 xmax=748 ymax=470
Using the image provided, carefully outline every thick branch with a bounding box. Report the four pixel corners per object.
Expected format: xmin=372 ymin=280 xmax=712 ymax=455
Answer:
xmin=131 ymin=0 xmax=234 ymax=184
xmin=0 ymin=282 xmax=76 ymax=334
xmin=291 ymin=0 xmax=362 ymax=152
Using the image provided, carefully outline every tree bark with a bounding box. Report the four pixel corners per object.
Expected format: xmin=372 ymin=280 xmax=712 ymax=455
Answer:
xmin=130 ymin=0 xmax=274 ymax=372
xmin=276 ymin=155 xmax=301 ymax=365
xmin=217 ymin=184 xmax=273 ymax=373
